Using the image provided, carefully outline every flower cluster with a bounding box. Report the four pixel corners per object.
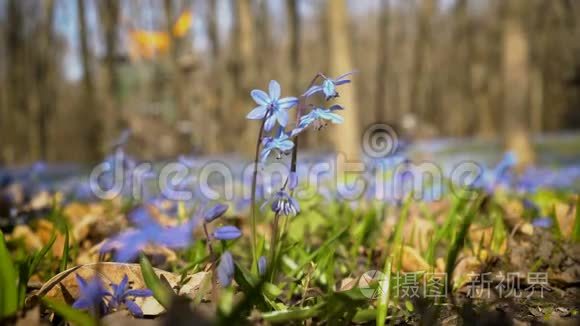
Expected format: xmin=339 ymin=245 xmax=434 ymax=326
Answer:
xmin=73 ymin=274 xmax=152 ymax=317
xmin=246 ymin=74 xmax=353 ymax=218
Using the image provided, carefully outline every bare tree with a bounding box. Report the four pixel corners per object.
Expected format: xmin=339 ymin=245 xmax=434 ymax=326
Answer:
xmin=375 ymin=0 xmax=390 ymax=123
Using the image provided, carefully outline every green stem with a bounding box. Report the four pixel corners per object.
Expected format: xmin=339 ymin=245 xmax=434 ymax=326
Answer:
xmin=250 ymin=118 xmax=267 ymax=273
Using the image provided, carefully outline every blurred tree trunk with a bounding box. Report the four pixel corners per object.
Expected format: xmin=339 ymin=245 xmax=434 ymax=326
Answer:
xmin=36 ymin=0 xmax=57 ymax=161
xmin=98 ymin=0 xmax=122 ymax=146
xmin=255 ymin=0 xmax=271 ymax=79
xmin=286 ymin=0 xmax=300 ymax=96
xmin=327 ymin=0 xmax=361 ymax=161
xmin=4 ymin=0 xmax=28 ymax=163
xmin=164 ymin=0 xmax=193 ymax=152
xmin=374 ymin=0 xmax=390 ymax=123
xmin=77 ymin=0 xmax=102 ymax=161
xmin=409 ymin=0 xmax=435 ymax=123
xmin=501 ymin=0 xmax=535 ymax=168
xmin=231 ymin=0 xmax=256 ymax=152
xmin=205 ymin=0 xmax=222 ymax=153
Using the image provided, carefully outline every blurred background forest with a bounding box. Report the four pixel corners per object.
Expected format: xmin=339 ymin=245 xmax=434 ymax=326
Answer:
xmin=1 ymin=0 xmax=580 ymax=165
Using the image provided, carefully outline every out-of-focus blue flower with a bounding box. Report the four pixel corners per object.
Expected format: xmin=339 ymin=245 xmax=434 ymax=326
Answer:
xmin=246 ymin=80 xmax=299 ymax=132
xmin=291 ymin=106 xmax=344 ymax=137
xmin=101 ymin=206 xmax=198 ymax=262
xmin=213 ymin=225 xmax=242 ymax=240
xmin=532 ymin=217 xmax=553 ymax=228
xmin=266 ymin=191 xmax=300 ymax=217
xmin=303 ymin=72 xmax=353 ymax=100
xmin=203 ymin=203 xmax=229 ymax=223
xmin=288 ymin=172 xmax=298 ymax=191
xmin=108 ymin=274 xmax=153 ymax=317
xmin=472 ymin=151 xmax=517 ymax=193
xmin=72 ymin=274 xmax=111 ymax=315
xmin=260 ymin=130 xmax=295 ymax=163
xmin=258 ymin=256 xmax=267 ymax=276
xmin=217 ymin=251 xmax=235 ymax=287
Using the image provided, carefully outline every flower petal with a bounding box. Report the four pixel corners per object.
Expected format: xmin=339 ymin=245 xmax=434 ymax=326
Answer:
xmin=303 ymin=85 xmax=323 ymax=97
xmin=203 ymin=203 xmax=229 ymax=223
xmin=276 ymin=109 xmax=289 ymax=127
xmin=251 ymin=89 xmax=270 ymax=106
xmin=278 ymin=97 xmax=299 ymax=110
xmin=269 ymin=80 xmax=281 ymax=100
xmin=264 ymin=114 xmax=277 ymax=132
xmin=213 ymin=225 xmax=242 ymax=240
xmin=246 ymin=105 xmax=268 ymax=120
xmin=125 ymin=289 xmax=153 ymax=297
xmin=125 ymin=299 xmax=144 ymax=317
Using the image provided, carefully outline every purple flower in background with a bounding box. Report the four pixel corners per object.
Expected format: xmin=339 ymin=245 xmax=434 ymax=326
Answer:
xmin=72 ymin=274 xmax=111 ymax=315
xmin=258 ymin=256 xmax=267 ymax=276
xmin=217 ymin=251 xmax=235 ymax=287
xmin=532 ymin=217 xmax=553 ymax=228
xmin=291 ymin=106 xmax=344 ymax=136
xmin=472 ymin=151 xmax=517 ymax=193
xmin=108 ymin=275 xmax=153 ymax=317
xmin=260 ymin=130 xmax=295 ymax=163
xmin=303 ymin=72 xmax=353 ymax=100
xmin=213 ymin=225 xmax=242 ymax=240
xmin=101 ymin=206 xmax=198 ymax=262
xmin=203 ymin=203 xmax=229 ymax=223
xmin=246 ymin=80 xmax=299 ymax=132
xmin=288 ymin=172 xmax=298 ymax=191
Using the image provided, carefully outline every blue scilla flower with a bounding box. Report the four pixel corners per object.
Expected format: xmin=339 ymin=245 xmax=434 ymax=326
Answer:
xmin=532 ymin=217 xmax=553 ymax=228
xmin=258 ymin=256 xmax=267 ymax=276
xmin=101 ymin=206 xmax=198 ymax=262
xmin=246 ymin=80 xmax=299 ymax=132
xmin=72 ymin=274 xmax=111 ymax=315
xmin=303 ymin=72 xmax=353 ymax=100
xmin=217 ymin=251 xmax=235 ymax=287
xmin=472 ymin=151 xmax=517 ymax=193
xmin=213 ymin=225 xmax=242 ymax=240
xmin=203 ymin=203 xmax=229 ymax=223
xmin=291 ymin=105 xmax=344 ymax=137
xmin=260 ymin=129 xmax=295 ymax=163
xmin=266 ymin=191 xmax=300 ymax=217
xmin=108 ymin=274 xmax=153 ymax=317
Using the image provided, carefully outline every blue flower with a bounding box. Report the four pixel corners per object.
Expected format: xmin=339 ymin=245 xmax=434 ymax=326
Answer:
xmin=291 ymin=106 xmax=344 ymax=136
xmin=472 ymin=152 xmax=517 ymax=193
xmin=72 ymin=274 xmax=111 ymax=315
xmin=213 ymin=225 xmax=242 ymax=240
xmin=203 ymin=203 xmax=229 ymax=223
xmin=217 ymin=251 xmax=235 ymax=287
xmin=264 ymin=191 xmax=300 ymax=217
xmin=260 ymin=130 xmax=295 ymax=163
xmin=101 ymin=206 xmax=198 ymax=262
xmin=258 ymin=256 xmax=267 ymax=276
xmin=108 ymin=274 xmax=153 ymax=317
xmin=246 ymin=80 xmax=299 ymax=132
xmin=303 ymin=72 xmax=353 ymax=100
xmin=532 ymin=217 xmax=553 ymax=228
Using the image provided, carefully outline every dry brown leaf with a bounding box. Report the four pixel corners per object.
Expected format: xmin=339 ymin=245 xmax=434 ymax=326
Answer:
xmin=38 ymin=263 xmax=211 ymax=316
xmin=396 ymin=245 xmax=432 ymax=272
xmin=8 ymin=225 xmax=43 ymax=251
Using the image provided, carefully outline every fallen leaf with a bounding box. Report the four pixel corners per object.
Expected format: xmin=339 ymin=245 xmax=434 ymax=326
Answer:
xmin=38 ymin=263 xmax=211 ymax=316
xmin=396 ymin=245 xmax=432 ymax=272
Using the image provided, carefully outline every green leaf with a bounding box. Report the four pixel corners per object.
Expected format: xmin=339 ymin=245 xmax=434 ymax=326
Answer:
xmin=261 ymin=304 xmax=323 ymax=323
xmin=42 ymin=297 xmax=97 ymax=326
xmin=60 ymin=224 xmax=70 ymax=272
xmin=572 ymin=196 xmax=580 ymax=243
xmin=376 ymin=256 xmax=392 ymax=326
xmin=139 ymin=255 xmax=173 ymax=308
xmin=0 ymin=230 xmax=18 ymax=318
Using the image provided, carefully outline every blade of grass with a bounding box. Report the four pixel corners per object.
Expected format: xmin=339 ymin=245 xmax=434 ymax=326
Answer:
xmin=139 ymin=255 xmax=173 ymax=308
xmin=60 ymin=224 xmax=70 ymax=272
xmin=445 ymin=196 xmax=481 ymax=295
xmin=0 ymin=230 xmax=18 ymax=318
xmin=572 ymin=196 xmax=580 ymax=242
xmin=42 ymin=297 xmax=96 ymax=326
xmin=376 ymin=256 xmax=393 ymax=326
